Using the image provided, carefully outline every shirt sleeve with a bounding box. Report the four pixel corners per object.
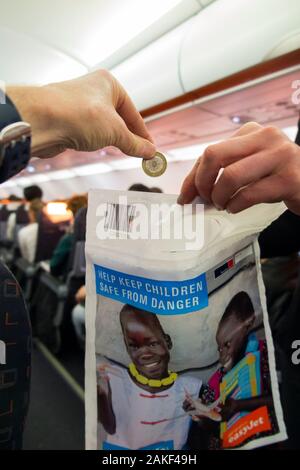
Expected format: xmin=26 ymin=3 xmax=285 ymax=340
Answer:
xmin=259 ymin=210 xmax=300 ymax=257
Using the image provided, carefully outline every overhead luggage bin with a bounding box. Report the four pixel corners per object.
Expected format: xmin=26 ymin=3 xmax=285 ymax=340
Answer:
xmin=180 ymin=0 xmax=300 ymax=93
xmin=112 ymin=0 xmax=300 ymax=111
xmin=111 ymin=20 xmax=192 ymax=111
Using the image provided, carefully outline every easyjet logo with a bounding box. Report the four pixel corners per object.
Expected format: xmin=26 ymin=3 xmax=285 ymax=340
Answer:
xmin=223 ymin=406 xmax=271 ymax=448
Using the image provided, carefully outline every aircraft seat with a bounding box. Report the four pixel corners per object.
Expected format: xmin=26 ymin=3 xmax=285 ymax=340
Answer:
xmin=31 ymin=240 xmax=86 ymax=353
xmin=13 ymin=212 xmax=66 ymax=305
xmin=0 ymin=262 xmax=31 ymax=449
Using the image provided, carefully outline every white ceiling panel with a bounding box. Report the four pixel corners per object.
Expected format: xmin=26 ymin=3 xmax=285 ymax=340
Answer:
xmin=0 ymin=0 xmax=201 ymax=71
xmin=0 ymin=27 xmax=87 ymax=84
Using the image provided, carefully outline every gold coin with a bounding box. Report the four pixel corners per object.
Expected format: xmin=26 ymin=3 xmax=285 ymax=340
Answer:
xmin=142 ymin=151 xmax=167 ymax=177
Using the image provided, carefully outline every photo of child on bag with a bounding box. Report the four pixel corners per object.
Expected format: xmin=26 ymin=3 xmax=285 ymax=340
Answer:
xmin=96 ymin=304 xmax=220 ymax=450
xmin=185 ymin=291 xmax=278 ymax=449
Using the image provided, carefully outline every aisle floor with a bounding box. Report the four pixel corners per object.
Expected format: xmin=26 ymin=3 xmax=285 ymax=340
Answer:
xmin=23 ymin=343 xmax=85 ymax=450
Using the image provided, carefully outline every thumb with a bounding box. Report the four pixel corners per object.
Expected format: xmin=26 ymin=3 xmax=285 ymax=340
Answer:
xmin=177 ymin=160 xmax=200 ymax=205
xmin=115 ymin=117 xmax=156 ymax=158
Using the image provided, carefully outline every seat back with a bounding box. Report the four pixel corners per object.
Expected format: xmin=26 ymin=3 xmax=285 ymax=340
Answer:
xmin=69 ymin=241 xmax=86 ymax=279
xmin=0 ymin=206 xmax=9 ymax=242
xmin=65 ymin=207 xmax=87 ymax=275
xmin=15 ymin=205 xmax=29 ymax=225
xmin=0 ymin=221 xmax=7 ymax=241
xmin=34 ymin=212 xmax=65 ymax=262
xmin=73 ymin=207 xmax=87 ymax=242
xmin=32 ymin=213 xmax=86 ymax=352
xmin=0 ymin=262 xmax=31 ymax=449
xmin=0 ymin=205 xmax=9 ymax=222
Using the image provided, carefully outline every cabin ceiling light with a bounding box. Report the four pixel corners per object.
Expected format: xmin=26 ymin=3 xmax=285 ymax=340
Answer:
xmin=30 ymin=174 xmax=51 ymax=183
xmin=109 ymin=158 xmax=142 ymax=170
xmin=15 ymin=177 xmax=33 ymax=186
xmin=49 ymin=170 xmax=76 ymax=180
xmin=27 ymin=165 xmax=36 ymax=173
xmin=73 ymin=163 xmax=112 ymax=176
xmin=230 ymin=115 xmax=255 ymax=124
xmin=231 ymin=115 xmax=241 ymax=124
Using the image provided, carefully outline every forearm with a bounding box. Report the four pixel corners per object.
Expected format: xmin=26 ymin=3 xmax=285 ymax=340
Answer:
xmin=6 ymin=85 xmax=66 ymax=158
xmin=97 ymin=391 xmax=116 ymax=435
xmin=234 ymin=395 xmax=273 ymax=413
xmin=196 ymin=417 xmax=219 ymax=432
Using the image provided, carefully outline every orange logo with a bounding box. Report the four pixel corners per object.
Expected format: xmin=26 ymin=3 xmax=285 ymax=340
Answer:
xmin=223 ymin=406 xmax=271 ymax=448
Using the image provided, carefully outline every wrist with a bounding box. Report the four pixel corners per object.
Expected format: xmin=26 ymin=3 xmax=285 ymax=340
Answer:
xmin=6 ymin=85 xmax=67 ymax=158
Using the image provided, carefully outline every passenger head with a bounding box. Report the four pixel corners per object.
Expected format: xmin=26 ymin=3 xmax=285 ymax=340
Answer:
xmin=8 ymin=194 xmax=22 ymax=202
xmin=28 ymin=199 xmax=45 ymax=224
xmin=216 ymin=291 xmax=255 ymax=372
xmin=67 ymin=194 xmax=88 ymax=218
xmin=24 ymin=185 xmax=43 ymax=202
xmin=149 ymin=187 xmax=163 ymax=193
xmin=120 ymin=305 xmax=172 ymax=380
xmin=128 ymin=183 xmax=150 ymax=192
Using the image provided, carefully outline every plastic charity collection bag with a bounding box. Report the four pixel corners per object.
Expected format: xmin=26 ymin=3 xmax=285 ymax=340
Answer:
xmin=85 ymin=188 xmax=287 ymax=450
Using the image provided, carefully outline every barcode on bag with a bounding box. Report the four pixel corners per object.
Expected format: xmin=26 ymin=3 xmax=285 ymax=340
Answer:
xmin=104 ymin=203 xmax=136 ymax=233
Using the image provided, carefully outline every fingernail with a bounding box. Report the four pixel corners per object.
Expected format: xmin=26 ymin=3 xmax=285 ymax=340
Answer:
xmin=143 ymin=142 xmax=156 ymax=159
xmin=226 ymin=208 xmax=231 ymax=214
xmin=215 ymin=204 xmax=223 ymax=211
xmin=177 ymin=194 xmax=185 ymax=205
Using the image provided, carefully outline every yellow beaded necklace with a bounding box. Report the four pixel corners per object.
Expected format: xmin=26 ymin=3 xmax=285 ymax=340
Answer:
xmin=129 ymin=362 xmax=178 ymax=388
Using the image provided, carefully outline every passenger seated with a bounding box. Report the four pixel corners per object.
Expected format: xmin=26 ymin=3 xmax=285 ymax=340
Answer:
xmin=6 ymin=185 xmax=43 ymax=241
xmin=50 ymin=194 xmax=87 ymax=278
xmin=6 ymin=194 xmax=22 ymax=210
xmin=128 ymin=183 xmax=150 ymax=192
xmin=149 ymin=186 xmax=163 ymax=193
xmin=128 ymin=183 xmax=163 ymax=193
xmin=18 ymin=199 xmax=45 ymax=263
